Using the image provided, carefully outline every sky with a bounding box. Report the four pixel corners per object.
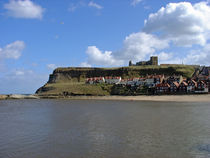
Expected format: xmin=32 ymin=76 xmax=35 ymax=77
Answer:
xmin=1 ymin=0 xmax=210 ymax=94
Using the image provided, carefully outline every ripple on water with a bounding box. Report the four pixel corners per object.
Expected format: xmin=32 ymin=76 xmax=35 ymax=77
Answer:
xmin=0 ymin=100 xmax=210 ymax=158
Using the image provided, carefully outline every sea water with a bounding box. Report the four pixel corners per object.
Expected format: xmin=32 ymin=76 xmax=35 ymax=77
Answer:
xmin=0 ymin=99 xmax=210 ymax=158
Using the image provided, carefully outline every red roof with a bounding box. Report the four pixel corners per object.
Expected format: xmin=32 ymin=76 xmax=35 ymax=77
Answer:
xmin=188 ymin=80 xmax=197 ymax=87
xmin=173 ymin=82 xmax=179 ymax=87
xmin=181 ymin=81 xmax=188 ymax=86
xmin=156 ymin=83 xmax=170 ymax=88
xmin=105 ymin=76 xmax=121 ymax=79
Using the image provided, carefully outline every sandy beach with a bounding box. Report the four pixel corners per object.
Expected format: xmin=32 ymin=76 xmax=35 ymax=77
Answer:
xmin=1 ymin=94 xmax=210 ymax=102
xmin=60 ymin=94 xmax=210 ymax=102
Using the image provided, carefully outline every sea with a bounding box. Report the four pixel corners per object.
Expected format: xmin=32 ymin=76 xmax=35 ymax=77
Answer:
xmin=0 ymin=99 xmax=210 ymax=158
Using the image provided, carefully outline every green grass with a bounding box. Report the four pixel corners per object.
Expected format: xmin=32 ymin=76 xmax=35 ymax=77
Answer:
xmin=39 ymin=82 xmax=112 ymax=96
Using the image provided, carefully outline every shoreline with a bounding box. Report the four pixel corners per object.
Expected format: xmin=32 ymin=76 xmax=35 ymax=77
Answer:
xmin=1 ymin=94 xmax=210 ymax=102
xmin=58 ymin=94 xmax=210 ymax=102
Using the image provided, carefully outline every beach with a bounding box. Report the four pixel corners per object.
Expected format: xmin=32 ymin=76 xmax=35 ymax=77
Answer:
xmin=1 ymin=94 xmax=210 ymax=102
xmin=62 ymin=94 xmax=210 ymax=102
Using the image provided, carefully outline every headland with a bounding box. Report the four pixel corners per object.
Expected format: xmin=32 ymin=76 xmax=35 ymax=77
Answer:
xmin=35 ymin=64 xmax=210 ymax=97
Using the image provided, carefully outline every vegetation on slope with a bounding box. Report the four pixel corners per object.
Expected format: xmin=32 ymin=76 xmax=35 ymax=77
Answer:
xmin=36 ymin=82 xmax=113 ymax=96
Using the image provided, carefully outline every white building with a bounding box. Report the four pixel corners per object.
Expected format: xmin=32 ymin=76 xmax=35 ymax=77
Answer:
xmin=118 ymin=79 xmax=128 ymax=85
xmin=105 ymin=76 xmax=121 ymax=84
xmin=136 ymin=78 xmax=146 ymax=86
xmin=127 ymin=79 xmax=136 ymax=86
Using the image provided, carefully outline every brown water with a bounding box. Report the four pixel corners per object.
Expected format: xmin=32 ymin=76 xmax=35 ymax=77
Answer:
xmin=0 ymin=99 xmax=210 ymax=158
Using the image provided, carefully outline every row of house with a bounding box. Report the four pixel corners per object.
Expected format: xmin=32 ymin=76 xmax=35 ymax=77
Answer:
xmin=86 ymin=75 xmax=165 ymax=86
xmin=155 ymin=80 xmax=210 ymax=94
xmin=86 ymin=76 xmax=121 ymax=84
xmin=86 ymin=75 xmax=177 ymax=87
xmin=86 ymin=74 xmax=210 ymax=94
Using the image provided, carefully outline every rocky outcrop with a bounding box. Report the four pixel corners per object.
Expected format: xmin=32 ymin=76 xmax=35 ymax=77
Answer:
xmin=0 ymin=95 xmax=9 ymax=100
xmin=0 ymin=94 xmax=39 ymax=100
xmin=35 ymin=84 xmax=55 ymax=94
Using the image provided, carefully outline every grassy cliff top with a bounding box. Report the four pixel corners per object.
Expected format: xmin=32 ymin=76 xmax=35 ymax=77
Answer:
xmin=53 ymin=65 xmax=197 ymax=79
xmin=55 ymin=65 xmax=197 ymax=71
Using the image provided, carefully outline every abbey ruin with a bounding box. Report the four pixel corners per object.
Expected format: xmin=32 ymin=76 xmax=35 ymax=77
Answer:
xmin=129 ymin=56 xmax=158 ymax=66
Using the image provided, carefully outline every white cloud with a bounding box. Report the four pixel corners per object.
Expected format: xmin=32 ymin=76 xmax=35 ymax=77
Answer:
xmin=68 ymin=1 xmax=102 ymax=12
xmin=85 ymin=33 xmax=168 ymax=66
xmin=158 ymin=52 xmax=173 ymax=61
xmin=131 ymin=0 xmax=142 ymax=6
xmin=88 ymin=1 xmax=103 ymax=9
xmin=183 ymin=44 xmax=210 ymax=65
xmin=143 ymin=1 xmax=210 ymax=46
xmin=80 ymin=62 xmax=91 ymax=67
xmin=15 ymin=70 xmax=25 ymax=76
xmin=86 ymin=46 xmax=123 ymax=66
xmin=118 ymin=32 xmax=169 ymax=62
xmin=47 ymin=64 xmax=57 ymax=70
xmin=0 ymin=41 xmax=25 ymax=60
xmin=4 ymin=0 xmax=44 ymax=19
xmin=157 ymin=46 xmax=210 ymax=65
xmin=68 ymin=2 xmax=86 ymax=12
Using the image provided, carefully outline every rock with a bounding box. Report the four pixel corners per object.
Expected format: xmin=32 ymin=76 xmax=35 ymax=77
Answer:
xmin=0 ymin=95 xmax=9 ymax=100
xmin=8 ymin=94 xmax=39 ymax=99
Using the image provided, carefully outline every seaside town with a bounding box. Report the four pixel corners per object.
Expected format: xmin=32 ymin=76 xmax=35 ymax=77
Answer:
xmin=85 ymin=57 xmax=210 ymax=95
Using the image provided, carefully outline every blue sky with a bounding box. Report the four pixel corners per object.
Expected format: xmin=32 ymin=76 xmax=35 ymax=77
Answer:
xmin=1 ymin=0 xmax=210 ymax=94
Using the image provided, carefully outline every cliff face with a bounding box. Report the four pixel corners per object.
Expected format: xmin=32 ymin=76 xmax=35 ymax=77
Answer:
xmin=48 ymin=67 xmax=130 ymax=83
xmin=36 ymin=65 xmax=196 ymax=95
xmin=48 ymin=66 xmax=196 ymax=83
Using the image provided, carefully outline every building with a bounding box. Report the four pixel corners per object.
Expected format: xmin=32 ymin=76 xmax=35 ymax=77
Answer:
xmin=86 ymin=77 xmax=105 ymax=84
xmin=105 ymin=76 xmax=121 ymax=84
xmin=166 ymin=75 xmax=183 ymax=84
xmin=145 ymin=75 xmax=164 ymax=87
xmin=192 ymin=66 xmax=210 ymax=81
xmin=179 ymin=81 xmax=188 ymax=93
xmin=187 ymin=80 xmax=197 ymax=92
xmin=195 ymin=81 xmax=208 ymax=93
xmin=118 ymin=79 xmax=128 ymax=85
xmin=127 ymin=79 xmax=136 ymax=86
xmin=170 ymin=82 xmax=179 ymax=93
xmin=135 ymin=78 xmax=146 ymax=86
xmin=118 ymin=78 xmax=146 ymax=86
xmin=129 ymin=56 xmax=158 ymax=66
xmin=207 ymin=81 xmax=210 ymax=93
xmin=155 ymin=83 xmax=170 ymax=94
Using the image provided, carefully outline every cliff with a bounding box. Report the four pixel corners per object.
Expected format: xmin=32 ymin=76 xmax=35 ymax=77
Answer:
xmin=36 ymin=65 xmax=197 ymax=96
